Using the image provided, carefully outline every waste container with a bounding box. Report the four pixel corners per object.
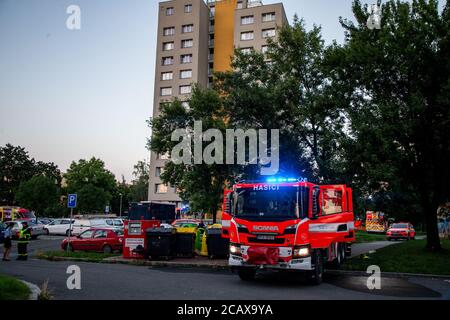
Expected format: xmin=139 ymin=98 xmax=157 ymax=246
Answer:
xmin=146 ymin=227 xmax=177 ymax=260
xmin=175 ymin=226 xmax=196 ymax=258
xmin=195 ymin=228 xmax=206 ymax=252
xmin=206 ymin=225 xmax=229 ymax=259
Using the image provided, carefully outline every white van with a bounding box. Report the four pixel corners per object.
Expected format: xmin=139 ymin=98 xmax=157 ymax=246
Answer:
xmin=70 ymin=219 xmax=124 ymax=235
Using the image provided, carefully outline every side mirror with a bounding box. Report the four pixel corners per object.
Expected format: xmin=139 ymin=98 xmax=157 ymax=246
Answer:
xmin=312 ymin=186 xmax=320 ymax=220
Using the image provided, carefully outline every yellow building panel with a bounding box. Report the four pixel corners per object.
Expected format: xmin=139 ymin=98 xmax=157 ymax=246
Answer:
xmin=213 ymin=0 xmax=237 ymax=72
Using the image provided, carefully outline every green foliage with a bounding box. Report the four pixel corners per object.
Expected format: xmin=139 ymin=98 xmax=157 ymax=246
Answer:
xmin=343 ymin=239 xmax=450 ymax=275
xmin=64 ymin=158 xmax=117 ymax=213
xmin=0 ymin=144 xmax=61 ymax=205
xmin=130 ymin=160 xmax=150 ymax=202
xmin=0 ymin=274 xmax=31 ymax=300
xmin=326 ymin=0 xmax=450 ymax=249
xmin=148 ymin=87 xmax=230 ymax=220
xmin=15 ymin=175 xmax=60 ymax=217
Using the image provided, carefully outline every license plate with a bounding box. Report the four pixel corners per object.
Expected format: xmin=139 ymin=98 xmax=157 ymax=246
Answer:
xmin=257 ymin=235 xmax=275 ymax=241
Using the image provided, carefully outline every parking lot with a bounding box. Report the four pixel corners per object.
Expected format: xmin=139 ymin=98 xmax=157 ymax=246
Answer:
xmin=1 ymin=236 xmax=449 ymax=300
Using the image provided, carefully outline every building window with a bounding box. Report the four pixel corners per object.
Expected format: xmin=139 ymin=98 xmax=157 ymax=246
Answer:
xmin=181 ymin=54 xmax=193 ymax=64
xmin=209 ymin=7 xmax=215 ymax=18
xmin=241 ymin=15 xmax=254 ymax=25
xmin=261 ymin=45 xmax=269 ymax=54
xmin=163 ymin=42 xmax=174 ymax=51
xmin=240 ymin=47 xmax=253 ymax=55
xmin=180 ymin=85 xmax=192 ymax=95
xmin=262 ymin=28 xmax=276 ymax=38
xmin=181 ymin=39 xmax=193 ymax=48
xmin=166 ymin=7 xmax=175 ymax=16
xmin=241 ymin=31 xmax=254 ymax=41
xmin=180 ymin=69 xmax=192 ymax=79
xmin=160 ymin=87 xmax=172 ymax=96
xmin=155 ymin=167 xmax=165 ymax=177
xmin=182 ymin=24 xmax=194 ymax=33
xmin=262 ymin=12 xmax=276 ymax=22
xmin=184 ymin=4 xmax=193 ymax=13
xmin=161 ymin=72 xmax=173 ymax=81
xmin=162 ymin=56 xmax=174 ymax=66
xmin=237 ymin=2 xmax=243 ymax=9
xmin=155 ymin=184 xmax=168 ymax=194
xmin=163 ymin=27 xmax=175 ymax=36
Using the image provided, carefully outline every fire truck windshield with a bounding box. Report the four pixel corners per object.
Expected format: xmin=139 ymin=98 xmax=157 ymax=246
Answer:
xmin=234 ymin=186 xmax=309 ymax=221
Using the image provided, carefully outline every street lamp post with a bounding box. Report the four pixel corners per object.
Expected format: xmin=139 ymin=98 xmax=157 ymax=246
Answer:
xmin=119 ymin=193 xmax=123 ymax=217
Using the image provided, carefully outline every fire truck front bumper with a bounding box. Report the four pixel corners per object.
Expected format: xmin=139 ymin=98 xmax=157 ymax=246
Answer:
xmin=229 ymin=245 xmax=313 ymax=271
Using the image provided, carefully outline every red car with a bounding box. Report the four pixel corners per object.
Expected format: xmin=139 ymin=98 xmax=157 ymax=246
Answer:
xmin=386 ymin=222 xmax=416 ymax=241
xmin=61 ymin=228 xmax=124 ymax=253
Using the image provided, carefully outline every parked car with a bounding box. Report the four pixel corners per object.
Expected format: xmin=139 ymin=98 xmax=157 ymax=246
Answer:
xmin=71 ymin=219 xmax=125 ymax=235
xmin=103 ymin=219 xmax=124 ymax=229
xmin=61 ymin=228 xmax=124 ymax=253
xmin=171 ymin=219 xmax=201 ymax=227
xmin=38 ymin=218 xmax=53 ymax=225
xmin=6 ymin=220 xmax=46 ymax=240
xmin=386 ymin=222 xmax=416 ymax=241
xmin=44 ymin=219 xmax=75 ymax=236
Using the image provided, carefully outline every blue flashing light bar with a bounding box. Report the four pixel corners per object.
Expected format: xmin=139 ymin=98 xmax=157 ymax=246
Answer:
xmin=266 ymin=177 xmax=304 ymax=183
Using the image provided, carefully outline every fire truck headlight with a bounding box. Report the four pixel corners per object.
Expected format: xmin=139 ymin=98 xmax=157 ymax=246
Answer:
xmin=230 ymin=244 xmax=241 ymax=256
xmin=293 ymin=246 xmax=310 ymax=258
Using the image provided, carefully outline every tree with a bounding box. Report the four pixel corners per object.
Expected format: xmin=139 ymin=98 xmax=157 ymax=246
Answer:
xmin=0 ymin=144 xmax=62 ymax=205
xmin=15 ymin=175 xmax=59 ymax=218
xmin=327 ymin=0 xmax=450 ymax=250
xmin=148 ymin=87 xmax=231 ymax=222
xmin=64 ymin=158 xmax=117 ymax=213
xmin=129 ymin=160 xmax=150 ymax=202
xmin=215 ymin=17 xmax=347 ymax=183
xmin=0 ymin=144 xmax=36 ymax=204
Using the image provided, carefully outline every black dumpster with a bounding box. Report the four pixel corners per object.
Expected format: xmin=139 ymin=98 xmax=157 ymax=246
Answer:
xmin=175 ymin=230 xmax=195 ymax=258
xmin=206 ymin=228 xmax=229 ymax=259
xmin=146 ymin=227 xmax=177 ymax=260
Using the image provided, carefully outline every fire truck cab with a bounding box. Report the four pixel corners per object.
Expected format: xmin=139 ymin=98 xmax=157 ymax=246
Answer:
xmin=222 ymin=178 xmax=355 ymax=284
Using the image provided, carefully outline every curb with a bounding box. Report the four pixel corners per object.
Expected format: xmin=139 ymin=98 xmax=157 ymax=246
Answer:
xmin=327 ymin=269 xmax=450 ymax=280
xmin=20 ymin=280 xmax=41 ymax=300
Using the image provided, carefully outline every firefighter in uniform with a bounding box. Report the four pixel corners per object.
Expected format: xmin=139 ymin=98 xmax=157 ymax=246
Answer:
xmin=17 ymin=222 xmax=32 ymax=261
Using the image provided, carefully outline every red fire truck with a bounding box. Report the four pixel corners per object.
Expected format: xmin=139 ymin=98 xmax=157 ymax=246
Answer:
xmin=222 ymin=178 xmax=355 ymax=285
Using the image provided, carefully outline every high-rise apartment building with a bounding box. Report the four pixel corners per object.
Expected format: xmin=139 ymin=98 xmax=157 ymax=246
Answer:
xmin=148 ymin=0 xmax=288 ymax=207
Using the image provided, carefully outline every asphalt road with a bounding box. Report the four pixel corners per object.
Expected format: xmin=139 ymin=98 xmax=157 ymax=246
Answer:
xmin=0 ymin=236 xmax=449 ymax=300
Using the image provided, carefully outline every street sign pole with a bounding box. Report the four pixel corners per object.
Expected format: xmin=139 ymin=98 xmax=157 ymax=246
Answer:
xmin=67 ymin=207 xmax=73 ymax=253
xmin=67 ymin=194 xmax=77 ymax=253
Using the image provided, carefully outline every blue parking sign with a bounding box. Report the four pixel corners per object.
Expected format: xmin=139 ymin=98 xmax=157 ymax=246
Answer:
xmin=68 ymin=194 xmax=77 ymax=208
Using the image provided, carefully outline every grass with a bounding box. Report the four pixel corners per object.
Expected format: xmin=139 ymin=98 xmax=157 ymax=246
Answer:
xmin=355 ymin=230 xmax=387 ymax=243
xmin=343 ymin=239 xmax=450 ymax=276
xmin=37 ymin=250 xmax=120 ymax=262
xmin=0 ymin=274 xmax=31 ymax=300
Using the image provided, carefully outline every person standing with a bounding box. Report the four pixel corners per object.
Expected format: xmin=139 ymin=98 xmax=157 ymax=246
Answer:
xmin=16 ymin=222 xmax=32 ymax=261
xmin=2 ymin=223 xmax=13 ymax=261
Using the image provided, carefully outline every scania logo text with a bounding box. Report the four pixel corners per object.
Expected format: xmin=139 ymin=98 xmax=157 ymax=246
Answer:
xmin=253 ymin=226 xmax=279 ymax=232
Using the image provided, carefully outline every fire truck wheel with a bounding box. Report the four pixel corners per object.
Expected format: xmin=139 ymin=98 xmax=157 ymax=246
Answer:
xmin=238 ymin=268 xmax=256 ymax=281
xmin=309 ymin=250 xmax=324 ymax=285
xmin=103 ymin=245 xmax=113 ymax=254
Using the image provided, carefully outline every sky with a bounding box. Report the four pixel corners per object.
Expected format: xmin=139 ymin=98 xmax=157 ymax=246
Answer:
xmin=0 ymin=0 xmax=446 ymax=181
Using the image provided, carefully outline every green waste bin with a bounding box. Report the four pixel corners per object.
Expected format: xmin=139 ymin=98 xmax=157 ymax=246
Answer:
xmin=195 ymin=228 xmax=205 ymax=252
xmin=206 ymin=226 xmax=229 ymax=259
